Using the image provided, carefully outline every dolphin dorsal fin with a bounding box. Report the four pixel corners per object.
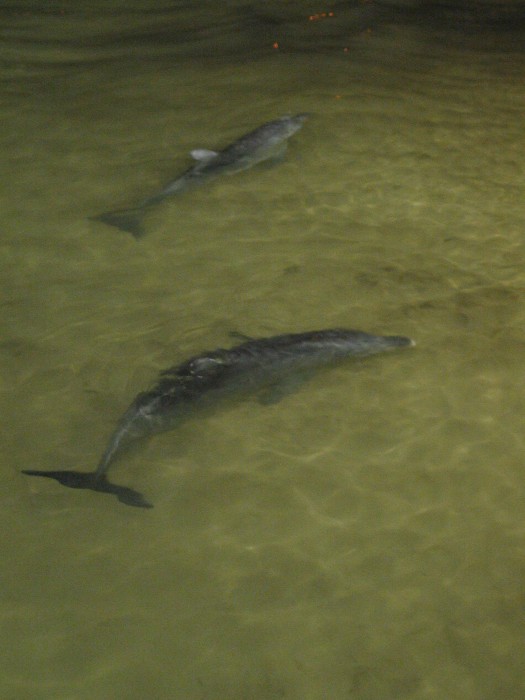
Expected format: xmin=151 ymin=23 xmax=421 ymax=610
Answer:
xmin=191 ymin=149 xmax=218 ymax=162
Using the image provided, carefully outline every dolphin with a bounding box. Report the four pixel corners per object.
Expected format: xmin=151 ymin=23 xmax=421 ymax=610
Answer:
xmin=22 ymin=328 xmax=414 ymax=508
xmin=91 ymin=113 xmax=309 ymax=238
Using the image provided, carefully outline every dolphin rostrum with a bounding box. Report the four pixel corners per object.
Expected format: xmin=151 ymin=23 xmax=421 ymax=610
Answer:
xmin=92 ymin=113 xmax=309 ymax=238
xmin=22 ymin=328 xmax=414 ymax=508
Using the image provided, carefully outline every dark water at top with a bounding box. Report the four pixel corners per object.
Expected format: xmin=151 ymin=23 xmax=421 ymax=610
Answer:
xmin=2 ymin=2 xmax=525 ymax=698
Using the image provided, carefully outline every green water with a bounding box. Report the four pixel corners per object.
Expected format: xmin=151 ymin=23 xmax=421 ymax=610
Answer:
xmin=2 ymin=2 xmax=525 ymax=698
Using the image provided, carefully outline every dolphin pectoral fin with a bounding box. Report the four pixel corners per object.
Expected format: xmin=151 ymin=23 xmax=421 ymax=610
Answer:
xmin=240 ymin=143 xmax=288 ymax=174
xmin=257 ymin=384 xmax=295 ymax=405
xmin=257 ymin=371 xmax=314 ymax=405
xmin=21 ymin=470 xmax=153 ymax=509
xmin=260 ymin=142 xmax=288 ymax=167
xmin=90 ymin=208 xmax=146 ymax=239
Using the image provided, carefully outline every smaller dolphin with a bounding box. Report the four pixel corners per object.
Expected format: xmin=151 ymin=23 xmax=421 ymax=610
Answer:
xmin=22 ymin=328 xmax=414 ymax=509
xmin=92 ymin=113 xmax=309 ymax=238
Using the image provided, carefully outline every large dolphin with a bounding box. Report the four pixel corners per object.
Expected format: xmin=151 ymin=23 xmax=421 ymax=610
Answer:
xmin=22 ymin=328 xmax=414 ymax=508
xmin=92 ymin=113 xmax=309 ymax=238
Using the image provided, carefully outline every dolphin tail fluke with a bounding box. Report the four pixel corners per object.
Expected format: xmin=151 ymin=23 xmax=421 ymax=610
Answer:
xmin=22 ymin=469 xmax=153 ymax=508
xmin=91 ymin=207 xmax=146 ymax=239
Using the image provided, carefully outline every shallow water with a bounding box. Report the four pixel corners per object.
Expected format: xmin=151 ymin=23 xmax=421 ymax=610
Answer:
xmin=2 ymin=2 xmax=525 ymax=698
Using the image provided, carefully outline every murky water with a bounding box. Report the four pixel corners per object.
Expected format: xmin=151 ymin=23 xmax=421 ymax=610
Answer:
xmin=2 ymin=2 xmax=525 ymax=698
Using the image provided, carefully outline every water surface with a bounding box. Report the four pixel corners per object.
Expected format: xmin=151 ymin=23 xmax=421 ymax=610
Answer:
xmin=2 ymin=2 xmax=525 ymax=698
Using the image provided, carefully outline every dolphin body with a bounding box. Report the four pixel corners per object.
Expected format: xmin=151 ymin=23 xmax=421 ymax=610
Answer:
xmin=22 ymin=328 xmax=414 ymax=508
xmin=92 ymin=113 xmax=309 ymax=238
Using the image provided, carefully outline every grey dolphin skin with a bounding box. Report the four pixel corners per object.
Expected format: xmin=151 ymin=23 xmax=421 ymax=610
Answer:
xmin=22 ymin=328 xmax=414 ymax=508
xmin=92 ymin=113 xmax=309 ymax=238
